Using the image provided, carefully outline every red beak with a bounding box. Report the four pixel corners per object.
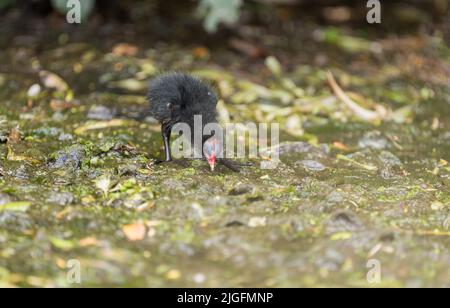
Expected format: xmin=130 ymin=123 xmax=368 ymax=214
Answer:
xmin=208 ymin=156 xmax=217 ymax=171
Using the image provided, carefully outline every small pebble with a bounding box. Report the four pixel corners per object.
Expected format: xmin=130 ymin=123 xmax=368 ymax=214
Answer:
xmin=248 ymin=217 xmax=267 ymax=228
xmin=27 ymin=84 xmax=41 ymax=98
xmin=296 ymin=160 xmax=326 ymax=172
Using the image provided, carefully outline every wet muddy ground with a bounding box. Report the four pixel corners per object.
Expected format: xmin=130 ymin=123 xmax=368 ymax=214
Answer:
xmin=0 ymin=12 xmax=449 ymax=287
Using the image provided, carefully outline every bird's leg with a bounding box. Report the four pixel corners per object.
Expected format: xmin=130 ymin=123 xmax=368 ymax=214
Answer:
xmin=159 ymin=123 xmax=172 ymax=163
xmin=162 ymin=124 xmax=172 ymax=162
xmin=154 ymin=123 xmax=191 ymax=167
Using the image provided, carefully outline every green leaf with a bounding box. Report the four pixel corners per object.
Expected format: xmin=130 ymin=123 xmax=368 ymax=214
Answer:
xmin=265 ymin=56 xmax=283 ymax=77
xmin=198 ymin=0 xmax=242 ymax=33
xmin=49 ymin=237 xmax=76 ymax=251
xmin=0 ymin=201 xmax=31 ymax=212
xmin=331 ymin=232 xmax=352 ymax=241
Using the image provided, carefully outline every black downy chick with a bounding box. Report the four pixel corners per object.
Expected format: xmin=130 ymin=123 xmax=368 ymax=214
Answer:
xmin=147 ymin=73 xmax=223 ymax=171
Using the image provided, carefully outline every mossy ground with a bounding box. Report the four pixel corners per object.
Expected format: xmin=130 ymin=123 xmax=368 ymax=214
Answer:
xmin=0 ymin=10 xmax=449 ymax=287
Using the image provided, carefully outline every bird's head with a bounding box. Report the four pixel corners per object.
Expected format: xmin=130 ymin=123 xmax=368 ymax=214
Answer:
xmin=203 ymin=136 xmax=222 ymax=171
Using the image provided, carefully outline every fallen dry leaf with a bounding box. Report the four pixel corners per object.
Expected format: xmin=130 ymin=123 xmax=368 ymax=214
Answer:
xmin=112 ymin=43 xmax=139 ymax=57
xmin=7 ymin=126 xmax=21 ymax=145
xmin=79 ymin=237 xmax=99 ymax=247
xmin=75 ymin=119 xmax=131 ymax=135
xmin=50 ymin=99 xmax=75 ymax=112
xmin=192 ymin=46 xmax=210 ymax=59
xmin=109 ymin=78 xmax=147 ymax=92
xmin=166 ymin=269 xmax=181 ymax=281
xmin=229 ymin=38 xmax=266 ymax=59
xmin=333 ymin=141 xmax=351 ymax=151
xmin=0 ymin=201 xmax=32 ymax=212
xmin=136 ymin=201 xmax=155 ymax=212
xmin=94 ymin=175 xmax=112 ymax=197
xmin=6 ymin=146 xmax=40 ymax=164
xmin=56 ymin=258 xmax=66 ymax=269
xmin=55 ymin=208 xmax=72 ymax=220
xmin=122 ymin=222 xmax=146 ymax=241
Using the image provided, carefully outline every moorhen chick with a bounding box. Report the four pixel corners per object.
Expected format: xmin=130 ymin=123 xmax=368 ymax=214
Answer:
xmin=147 ymin=72 xmax=224 ymax=171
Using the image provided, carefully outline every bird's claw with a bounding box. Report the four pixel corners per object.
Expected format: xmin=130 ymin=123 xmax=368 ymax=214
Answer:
xmin=219 ymin=159 xmax=252 ymax=173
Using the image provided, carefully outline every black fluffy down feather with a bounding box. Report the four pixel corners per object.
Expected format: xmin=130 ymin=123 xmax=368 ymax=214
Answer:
xmin=147 ymin=73 xmax=218 ymax=132
xmin=147 ymin=73 xmax=243 ymax=171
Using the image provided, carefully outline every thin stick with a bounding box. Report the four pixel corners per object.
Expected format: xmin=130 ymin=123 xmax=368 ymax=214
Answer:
xmin=326 ymin=71 xmax=381 ymax=122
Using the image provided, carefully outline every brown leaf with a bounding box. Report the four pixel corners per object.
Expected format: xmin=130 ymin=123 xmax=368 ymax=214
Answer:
xmin=122 ymin=222 xmax=146 ymax=242
xmin=333 ymin=141 xmax=351 ymax=151
xmin=229 ymin=38 xmax=266 ymax=59
xmin=56 ymin=258 xmax=66 ymax=269
xmin=79 ymin=237 xmax=99 ymax=247
xmin=322 ymin=7 xmax=352 ymax=23
xmin=112 ymin=43 xmax=139 ymax=57
xmin=192 ymin=47 xmax=210 ymax=60
xmin=7 ymin=126 xmax=21 ymax=145
xmin=50 ymin=99 xmax=75 ymax=112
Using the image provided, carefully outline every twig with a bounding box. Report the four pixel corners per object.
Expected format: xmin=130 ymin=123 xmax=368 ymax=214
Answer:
xmin=326 ymin=71 xmax=382 ymax=122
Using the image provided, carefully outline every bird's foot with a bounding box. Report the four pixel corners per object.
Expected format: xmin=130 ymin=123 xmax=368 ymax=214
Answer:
xmin=219 ymin=159 xmax=252 ymax=173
